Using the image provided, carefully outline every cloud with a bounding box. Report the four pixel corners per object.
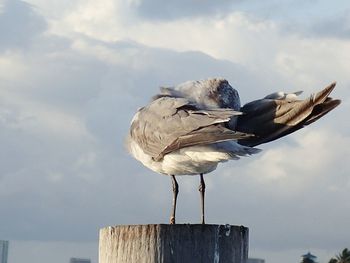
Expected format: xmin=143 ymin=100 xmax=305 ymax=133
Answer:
xmin=0 ymin=0 xmax=47 ymax=50
xmin=311 ymin=10 xmax=350 ymax=39
xmin=43 ymin=1 xmax=350 ymax=95
xmin=134 ymin=0 xmax=238 ymax=20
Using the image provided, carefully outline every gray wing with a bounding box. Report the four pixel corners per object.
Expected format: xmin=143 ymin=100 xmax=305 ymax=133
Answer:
xmin=153 ymin=78 xmax=241 ymax=130
xmin=236 ymin=82 xmax=341 ymax=147
xmin=130 ymin=97 xmax=252 ymax=161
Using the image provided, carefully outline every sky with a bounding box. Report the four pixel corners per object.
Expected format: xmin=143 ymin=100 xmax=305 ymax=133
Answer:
xmin=0 ymin=0 xmax=349 ymax=262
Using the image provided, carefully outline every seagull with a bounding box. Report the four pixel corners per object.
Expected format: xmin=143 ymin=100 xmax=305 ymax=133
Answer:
xmin=127 ymin=78 xmax=341 ymax=224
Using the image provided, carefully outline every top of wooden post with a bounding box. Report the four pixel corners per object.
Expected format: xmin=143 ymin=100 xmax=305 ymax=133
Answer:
xmin=99 ymin=224 xmax=249 ymax=263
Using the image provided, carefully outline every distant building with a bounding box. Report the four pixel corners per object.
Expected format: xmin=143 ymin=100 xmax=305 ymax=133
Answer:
xmin=301 ymin=252 xmax=318 ymax=262
xmin=0 ymin=241 xmax=9 ymax=263
xmin=69 ymin=258 xmax=91 ymax=263
xmin=247 ymin=258 xmax=265 ymax=263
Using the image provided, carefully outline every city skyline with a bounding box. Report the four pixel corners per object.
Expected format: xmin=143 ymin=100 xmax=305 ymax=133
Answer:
xmin=70 ymin=257 xmax=91 ymax=263
xmin=0 ymin=241 xmax=9 ymax=263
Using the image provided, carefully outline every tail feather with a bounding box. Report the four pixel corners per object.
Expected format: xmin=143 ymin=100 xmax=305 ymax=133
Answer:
xmin=236 ymin=82 xmax=341 ymax=147
xmin=303 ymin=98 xmax=341 ymax=126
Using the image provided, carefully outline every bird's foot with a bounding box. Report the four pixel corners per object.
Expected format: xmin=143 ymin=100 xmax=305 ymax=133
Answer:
xmin=170 ymin=217 xmax=176 ymax=225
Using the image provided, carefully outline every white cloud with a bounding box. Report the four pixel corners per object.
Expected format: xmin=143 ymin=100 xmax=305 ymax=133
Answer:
xmin=249 ymin=128 xmax=350 ymax=193
xmin=0 ymin=52 xmax=29 ymax=80
xmin=36 ymin=0 xmax=350 ymax=95
xmin=48 ymin=7 xmax=277 ymax=66
xmin=0 ymin=86 xmax=92 ymax=139
xmin=275 ymin=38 xmax=350 ymax=88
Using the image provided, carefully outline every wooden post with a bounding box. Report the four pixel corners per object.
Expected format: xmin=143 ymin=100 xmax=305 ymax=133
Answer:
xmin=99 ymin=224 xmax=249 ymax=263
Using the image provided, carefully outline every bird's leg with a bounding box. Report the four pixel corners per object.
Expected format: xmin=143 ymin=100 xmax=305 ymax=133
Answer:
xmin=170 ymin=175 xmax=179 ymax=224
xmin=199 ymin=173 xmax=206 ymax=224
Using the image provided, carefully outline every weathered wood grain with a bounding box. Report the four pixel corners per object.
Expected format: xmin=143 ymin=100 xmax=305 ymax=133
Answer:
xmin=99 ymin=224 xmax=248 ymax=263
